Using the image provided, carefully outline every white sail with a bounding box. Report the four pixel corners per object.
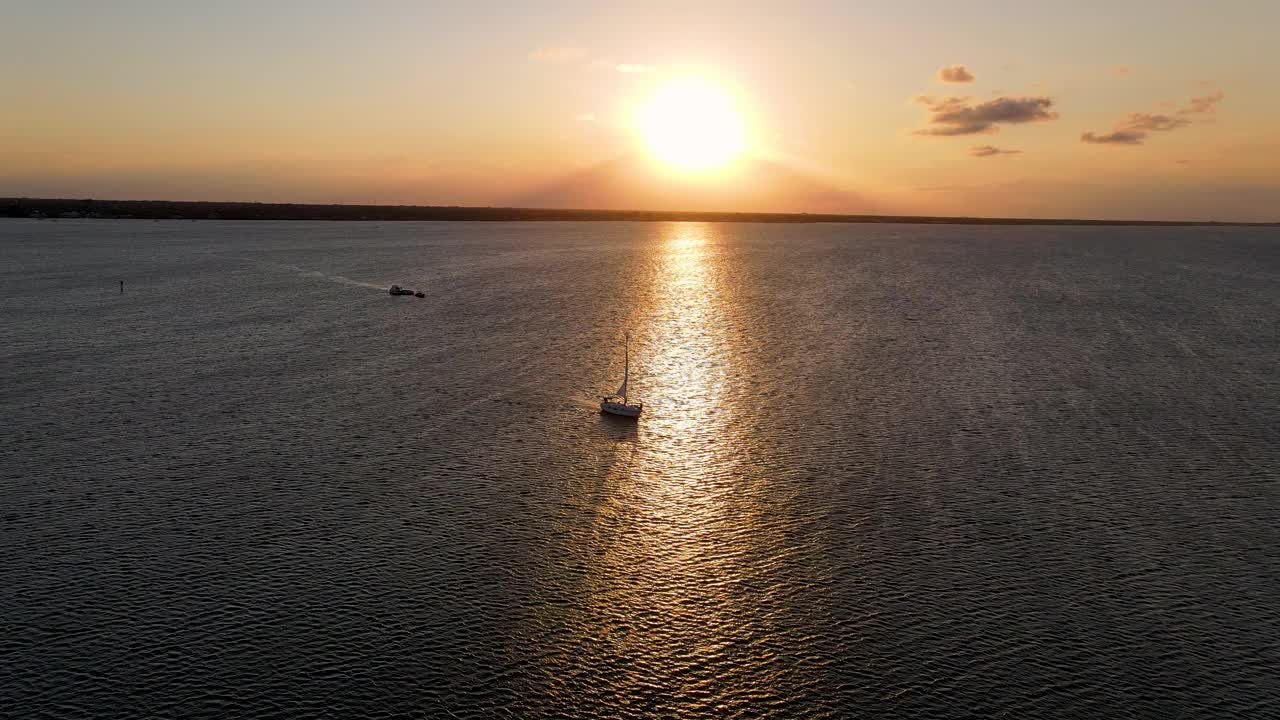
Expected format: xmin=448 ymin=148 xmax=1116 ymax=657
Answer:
xmin=615 ymin=334 xmax=629 ymax=399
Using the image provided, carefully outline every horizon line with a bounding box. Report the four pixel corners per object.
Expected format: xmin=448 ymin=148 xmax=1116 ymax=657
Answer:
xmin=3 ymin=197 xmax=1275 ymax=227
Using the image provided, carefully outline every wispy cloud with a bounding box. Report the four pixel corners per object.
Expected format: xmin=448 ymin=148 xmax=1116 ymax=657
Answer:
xmin=938 ymin=65 xmax=975 ymax=83
xmin=1122 ymin=113 xmax=1191 ymax=131
xmin=615 ymin=63 xmax=652 ymax=74
xmin=1081 ymin=130 xmax=1145 ymax=145
xmin=1180 ymin=90 xmax=1224 ymax=115
xmin=971 ymin=145 xmax=1022 ymax=157
xmin=915 ymin=95 xmax=1057 ymax=136
xmin=529 ymin=46 xmax=586 ymax=63
xmin=1082 ymin=89 xmax=1225 ymax=146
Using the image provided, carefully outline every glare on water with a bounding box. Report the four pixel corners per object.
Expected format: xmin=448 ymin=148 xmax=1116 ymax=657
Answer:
xmin=524 ymin=223 xmax=824 ymax=713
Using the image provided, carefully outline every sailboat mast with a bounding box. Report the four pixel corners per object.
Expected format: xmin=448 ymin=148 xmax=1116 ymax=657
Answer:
xmin=623 ymin=334 xmax=629 ymax=404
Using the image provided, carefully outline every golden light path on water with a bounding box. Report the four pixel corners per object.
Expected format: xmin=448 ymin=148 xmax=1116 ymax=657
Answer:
xmin=525 ymin=223 xmax=826 ymax=715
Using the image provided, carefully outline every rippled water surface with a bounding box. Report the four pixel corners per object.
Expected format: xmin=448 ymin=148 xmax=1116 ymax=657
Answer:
xmin=3 ymin=220 xmax=1278 ymax=718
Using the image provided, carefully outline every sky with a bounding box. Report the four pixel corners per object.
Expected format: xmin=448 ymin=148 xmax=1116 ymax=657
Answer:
xmin=2 ymin=0 xmax=1278 ymax=221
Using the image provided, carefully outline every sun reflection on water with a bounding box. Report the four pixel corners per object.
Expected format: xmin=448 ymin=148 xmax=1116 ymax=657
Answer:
xmin=526 ymin=223 xmax=805 ymax=714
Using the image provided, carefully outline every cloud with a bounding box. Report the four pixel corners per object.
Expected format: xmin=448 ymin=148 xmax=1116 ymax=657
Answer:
xmin=1112 ymin=65 xmax=1132 ymax=76
xmin=1180 ymin=90 xmax=1224 ymax=115
xmin=529 ymin=46 xmax=586 ymax=63
xmin=615 ymin=63 xmax=652 ymax=73
xmin=1122 ymin=113 xmax=1191 ymax=132
xmin=1082 ymin=90 xmax=1225 ymax=146
xmin=971 ymin=145 xmax=1022 ymax=157
xmin=915 ymin=95 xmax=1058 ymax=136
xmin=938 ymin=65 xmax=975 ymax=83
xmin=1081 ymin=130 xmax=1145 ymax=145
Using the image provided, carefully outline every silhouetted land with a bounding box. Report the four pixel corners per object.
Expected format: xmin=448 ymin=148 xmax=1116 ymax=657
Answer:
xmin=3 ymin=197 xmax=1274 ymax=226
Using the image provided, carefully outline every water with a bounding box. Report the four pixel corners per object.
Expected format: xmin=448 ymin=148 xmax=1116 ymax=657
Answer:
xmin=3 ymin=219 xmax=1278 ymax=718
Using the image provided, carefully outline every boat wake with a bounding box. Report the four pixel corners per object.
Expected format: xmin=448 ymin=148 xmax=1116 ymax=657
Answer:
xmin=330 ymin=275 xmax=386 ymax=290
xmin=252 ymin=260 xmax=388 ymax=290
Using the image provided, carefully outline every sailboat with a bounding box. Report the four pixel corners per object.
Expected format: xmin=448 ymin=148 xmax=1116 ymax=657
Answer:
xmin=600 ymin=333 xmax=643 ymax=418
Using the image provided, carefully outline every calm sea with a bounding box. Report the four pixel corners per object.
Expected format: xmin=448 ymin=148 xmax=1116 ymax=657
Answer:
xmin=2 ymin=219 xmax=1278 ymax=718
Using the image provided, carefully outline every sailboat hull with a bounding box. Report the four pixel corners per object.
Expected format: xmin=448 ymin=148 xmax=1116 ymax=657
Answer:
xmin=600 ymin=400 xmax=642 ymax=418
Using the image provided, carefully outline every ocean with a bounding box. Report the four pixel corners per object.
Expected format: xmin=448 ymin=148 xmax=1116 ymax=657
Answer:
xmin=2 ymin=219 xmax=1277 ymax=718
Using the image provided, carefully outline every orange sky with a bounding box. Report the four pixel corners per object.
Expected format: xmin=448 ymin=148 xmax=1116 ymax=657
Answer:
xmin=2 ymin=1 xmax=1277 ymax=221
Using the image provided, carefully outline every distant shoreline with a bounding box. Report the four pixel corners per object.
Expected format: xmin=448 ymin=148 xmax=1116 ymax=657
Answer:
xmin=3 ymin=197 xmax=1275 ymax=227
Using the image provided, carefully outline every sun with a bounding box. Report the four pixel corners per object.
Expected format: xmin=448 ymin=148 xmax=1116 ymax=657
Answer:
xmin=637 ymin=76 xmax=747 ymax=172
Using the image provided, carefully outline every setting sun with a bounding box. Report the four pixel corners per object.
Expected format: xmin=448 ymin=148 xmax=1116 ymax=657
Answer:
xmin=637 ymin=76 xmax=747 ymax=172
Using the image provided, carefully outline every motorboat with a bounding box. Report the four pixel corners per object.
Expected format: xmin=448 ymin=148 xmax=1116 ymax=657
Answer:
xmin=389 ymin=285 xmax=413 ymax=296
xmin=600 ymin=333 xmax=642 ymax=418
xmin=414 ymin=291 xmax=425 ymax=298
